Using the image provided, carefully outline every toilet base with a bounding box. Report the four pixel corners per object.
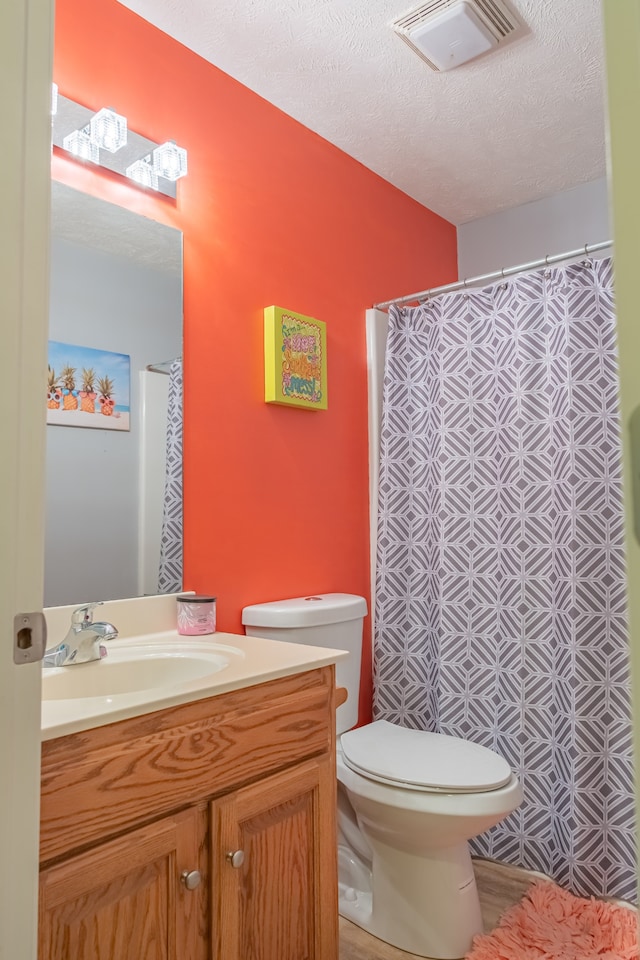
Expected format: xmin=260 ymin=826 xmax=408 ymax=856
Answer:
xmin=339 ymin=839 xmax=483 ymax=959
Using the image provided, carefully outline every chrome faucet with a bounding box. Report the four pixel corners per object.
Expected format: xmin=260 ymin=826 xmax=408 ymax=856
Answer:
xmin=43 ymin=601 xmax=118 ymax=668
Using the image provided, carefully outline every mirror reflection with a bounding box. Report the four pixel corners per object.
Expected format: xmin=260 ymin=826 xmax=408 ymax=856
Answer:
xmin=45 ymin=183 xmax=183 ymax=606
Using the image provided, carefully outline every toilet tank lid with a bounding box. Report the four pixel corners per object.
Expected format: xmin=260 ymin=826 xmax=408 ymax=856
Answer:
xmin=242 ymin=593 xmax=367 ymax=628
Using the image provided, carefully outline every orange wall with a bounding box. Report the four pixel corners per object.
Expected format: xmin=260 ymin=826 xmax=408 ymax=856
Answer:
xmin=53 ymin=0 xmax=457 ymax=722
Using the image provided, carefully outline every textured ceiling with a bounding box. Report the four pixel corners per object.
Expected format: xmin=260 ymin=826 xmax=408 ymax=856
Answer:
xmin=51 ymin=182 xmax=182 ymax=277
xmin=116 ymin=0 xmax=606 ymax=225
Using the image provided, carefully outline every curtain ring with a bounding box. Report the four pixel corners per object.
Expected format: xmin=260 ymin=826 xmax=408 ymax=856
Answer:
xmin=584 ymin=243 xmax=589 ymax=256
xmin=544 ymin=254 xmax=550 ymax=266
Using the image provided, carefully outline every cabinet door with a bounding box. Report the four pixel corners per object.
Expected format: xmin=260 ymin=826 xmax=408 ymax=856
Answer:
xmin=39 ymin=806 xmax=208 ymax=960
xmin=211 ymin=756 xmax=338 ymax=960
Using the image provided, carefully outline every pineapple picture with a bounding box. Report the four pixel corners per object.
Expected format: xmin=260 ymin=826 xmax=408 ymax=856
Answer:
xmin=47 ymin=365 xmax=61 ymax=410
xmin=98 ymin=375 xmax=115 ymax=417
xmin=79 ymin=366 xmax=97 ymax=413
xmin=47 ymin=342 xmax=129 ymax=431
xmin=60 ymin=364 xmax=78 ymax=410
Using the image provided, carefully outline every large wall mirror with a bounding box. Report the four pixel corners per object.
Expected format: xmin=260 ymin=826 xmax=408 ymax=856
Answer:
xmin=45 ymin=183 xmax=183 ymax=606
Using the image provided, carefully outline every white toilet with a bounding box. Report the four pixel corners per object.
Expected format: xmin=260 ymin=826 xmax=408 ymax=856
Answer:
xmin=242 ymin=593 xmax=523 ymax=960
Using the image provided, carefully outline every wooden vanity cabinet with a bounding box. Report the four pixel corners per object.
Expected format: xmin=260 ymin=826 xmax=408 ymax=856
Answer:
xmin=39 ymin=666 xmax=338 ymax=960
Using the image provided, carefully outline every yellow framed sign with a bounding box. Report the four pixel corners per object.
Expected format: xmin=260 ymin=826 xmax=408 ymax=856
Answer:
xmin=264 ymin=306 xmax=328 ymax=410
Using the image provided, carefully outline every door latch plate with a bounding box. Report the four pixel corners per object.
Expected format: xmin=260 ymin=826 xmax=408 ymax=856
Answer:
xmin=13 ymin=611 xmax=47 ymax=664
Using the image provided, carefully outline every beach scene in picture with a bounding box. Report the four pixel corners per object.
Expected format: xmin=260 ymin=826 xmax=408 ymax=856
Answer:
xmin=47 ymin=341 xmax=130 ymax=431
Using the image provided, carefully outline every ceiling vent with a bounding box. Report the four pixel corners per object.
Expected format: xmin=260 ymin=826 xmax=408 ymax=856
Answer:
xmin=391 ymin=0 xmax=526 ymax=72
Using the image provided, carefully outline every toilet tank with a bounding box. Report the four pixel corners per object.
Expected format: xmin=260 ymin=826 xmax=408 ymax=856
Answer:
xmin=242 ymin=593 xmax=367 ymax=733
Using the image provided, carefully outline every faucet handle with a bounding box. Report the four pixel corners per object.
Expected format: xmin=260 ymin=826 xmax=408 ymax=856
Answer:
xmin=70 ymin=601 xmax=103 ymax=625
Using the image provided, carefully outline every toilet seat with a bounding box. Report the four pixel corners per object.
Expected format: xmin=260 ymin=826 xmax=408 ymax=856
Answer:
xmin=340 ymin=720 xmax=512 ymax=793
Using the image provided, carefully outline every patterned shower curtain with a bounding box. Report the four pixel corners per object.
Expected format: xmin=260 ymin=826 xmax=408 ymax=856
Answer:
xmin=158 ymin=359 xmax=183 ymax=593
xmin=374 ymin=258 xmax=636 ymax=901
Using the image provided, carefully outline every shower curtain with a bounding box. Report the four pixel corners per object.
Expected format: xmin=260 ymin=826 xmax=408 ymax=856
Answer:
xmin=158 ymin=359 xmax=183 ymax=593
xmin=374 ymin=258 xmax=636 ymax=901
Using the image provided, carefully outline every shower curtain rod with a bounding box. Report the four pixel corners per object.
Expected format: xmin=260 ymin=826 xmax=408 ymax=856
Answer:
xmin=373 ymin=240 xmax=612 ymax=311
xmin=146 ymin=359 xmax=179 ymax=375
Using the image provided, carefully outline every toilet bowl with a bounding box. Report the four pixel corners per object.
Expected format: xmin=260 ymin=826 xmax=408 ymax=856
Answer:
xmin=336 ymin=720 xmax=523 ymax=958
xmin=242 ymin=594 xmax=523 ymax=960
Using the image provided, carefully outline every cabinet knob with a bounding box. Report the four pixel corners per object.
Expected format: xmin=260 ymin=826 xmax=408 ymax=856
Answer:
xmin=180 ymin=869 xmax=202 ymax=890
xmin=226 ymin=849 xmax=245 ymax=869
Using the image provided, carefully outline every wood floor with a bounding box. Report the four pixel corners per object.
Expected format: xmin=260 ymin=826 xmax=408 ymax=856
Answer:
xmin=339 ymin=858 xmax=542 ymax=959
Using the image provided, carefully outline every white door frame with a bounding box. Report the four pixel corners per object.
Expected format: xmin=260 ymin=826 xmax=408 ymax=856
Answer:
xmin=602 ymin=0 xmax=640 ymax=897
xmin=0 ymin=1 xmax=53 ymax=956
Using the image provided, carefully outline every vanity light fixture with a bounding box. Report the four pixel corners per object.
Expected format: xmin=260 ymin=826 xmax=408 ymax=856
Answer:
xmin=89 ymin=107 xmax=127 ymax=153
xmin=125 ymin=156 xmax=159 ymax=191
xmin=152 ymin=141 xmax=188 ymax=182
xmin=62 ymin=129 xmax=99 ymax=164
xmin=52 ymin=86 xmax=188 ymax=199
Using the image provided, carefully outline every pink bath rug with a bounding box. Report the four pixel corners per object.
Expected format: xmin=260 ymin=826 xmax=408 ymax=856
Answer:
xmin=466 ymin=881 xmax=638 ymax=960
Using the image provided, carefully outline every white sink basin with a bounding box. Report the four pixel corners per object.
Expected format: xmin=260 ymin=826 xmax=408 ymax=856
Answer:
xmin=41 ymin=628 xmax=348 ymax=741
xmin=41 ymin=640 xmax=242 ymax=701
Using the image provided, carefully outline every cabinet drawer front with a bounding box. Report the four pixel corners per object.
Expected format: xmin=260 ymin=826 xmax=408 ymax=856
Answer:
xmin=41 ymin=668 xmax=334 ymax=863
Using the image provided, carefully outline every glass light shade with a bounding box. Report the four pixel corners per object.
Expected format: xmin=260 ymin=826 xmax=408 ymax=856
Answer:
xmin=125 ymin=157 xmax=159 ymax=191
xmin=51 ymin=83 xmax=58 ymax=116
xmin=152 ymin=141 xmax=188 ymax=181
xmin=89 ymin=107 xmax=127 ymax=153
xmin=63 ymin=129 xmax=99 ymax=163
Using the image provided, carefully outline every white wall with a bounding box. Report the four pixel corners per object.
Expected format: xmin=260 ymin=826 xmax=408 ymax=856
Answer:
xmin=138 ymin=370 xmax=170 ymax=596
xmin=457 ymin=177 xmax=610 ymax=278
xmin=45 ymin=237 xmax=182 ymax=606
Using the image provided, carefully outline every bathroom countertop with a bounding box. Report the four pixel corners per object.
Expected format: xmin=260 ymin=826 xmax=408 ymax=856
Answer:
xmin=41 ymin=630 xmax=348 ymax=741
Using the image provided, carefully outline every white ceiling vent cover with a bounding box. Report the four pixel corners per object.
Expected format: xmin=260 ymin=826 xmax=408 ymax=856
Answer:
xmin=391 ymin=0 xmax=526 ymax=72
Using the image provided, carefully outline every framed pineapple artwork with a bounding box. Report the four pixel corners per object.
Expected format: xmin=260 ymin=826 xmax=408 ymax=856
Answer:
xmin=47 ymin=341 xmax=130 ymax=431
xmin=264 ymin=306 xmax=328 ymax=410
